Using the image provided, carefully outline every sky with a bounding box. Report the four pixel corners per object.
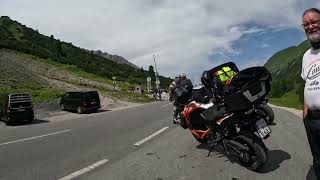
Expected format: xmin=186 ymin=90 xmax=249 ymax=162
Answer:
xmin=1 ymin=0 xmax=319 ymax=83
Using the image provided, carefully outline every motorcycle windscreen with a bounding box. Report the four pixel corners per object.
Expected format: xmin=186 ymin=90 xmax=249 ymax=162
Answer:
xmin=205 ymin=61 xmax=239 ymax=91
xmin=173 ymin=86 xmax=191 ymax=104
xmin=208 ymin=62 xmax=240 ymax=74
xmin=191 ymin=85 xmax=211 ymax=103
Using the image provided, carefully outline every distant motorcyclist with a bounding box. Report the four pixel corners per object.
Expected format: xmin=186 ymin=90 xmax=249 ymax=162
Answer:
xmin=170 ymin=73 xmax=193 ymax=124
xmin=177 ymin=73 xmax=193 ymax=93
xmin=169 ymin=75 xmax=181 ymax=124
xmin=169 ymin=76 xmax=179 ymax=102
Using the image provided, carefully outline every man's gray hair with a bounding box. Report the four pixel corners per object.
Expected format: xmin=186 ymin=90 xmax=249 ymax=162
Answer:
xmin=303 ymin=8 xmax=320 ymax=17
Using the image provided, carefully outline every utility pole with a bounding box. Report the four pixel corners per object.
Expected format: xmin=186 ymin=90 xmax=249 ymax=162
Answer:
xmin=147 ymin=77 xmax=151 ymax=93
xmin=153 ymin=54 xmax=161 ymax=100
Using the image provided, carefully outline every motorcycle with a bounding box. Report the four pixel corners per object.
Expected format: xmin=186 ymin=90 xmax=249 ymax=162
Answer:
xmin=190 ymin=85 xmax=274 ymax=125
xmin=202 ymin=61 xmax=275 ymax=125
xmin=175 ymin=66 xmax=272 ymax=172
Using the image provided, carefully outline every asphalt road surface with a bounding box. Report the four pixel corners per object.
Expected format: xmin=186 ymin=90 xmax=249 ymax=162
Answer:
xmin=0 ymin=101 xmax=316 ymax=180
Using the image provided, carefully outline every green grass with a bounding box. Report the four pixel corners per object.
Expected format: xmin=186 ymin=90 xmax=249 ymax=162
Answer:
xmin=0 ymin=81 xmax=64 ymax=105
xmin=24 ymin=55 xmax=136 ymax=90
xmin=97 ymin=86 xmax=155 ymax=103
xmin=269 ymin=89 xmax=303 ymax=110
xmin=30 ymin=88 xmax=64 ymax=104
xmin=114 ymin=91 xmax=154 ymax=103
xmin=18 ymin=53 xmax=154 ymax=103
xmin=8 ymin=24 xmax=23 ymax=41
xmin=50 ymin=61 xmax=113 ymax=83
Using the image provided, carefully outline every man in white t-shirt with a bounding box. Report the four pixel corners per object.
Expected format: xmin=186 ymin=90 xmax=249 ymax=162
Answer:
xmin=301 ymin=8 xmax=320 ymax=179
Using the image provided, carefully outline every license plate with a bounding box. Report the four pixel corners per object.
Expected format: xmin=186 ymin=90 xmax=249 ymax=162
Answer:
xmin=18 ymin=108 xmax=25 ymax=112
xmin=91 ymin=102 xmax=96 ymax=104
xmin=255 ymin=119 xmax=271 ymax=139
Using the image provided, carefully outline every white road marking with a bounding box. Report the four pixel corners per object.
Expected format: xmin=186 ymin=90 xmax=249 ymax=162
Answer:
xmin=161 ymin=103 xmax=172 ymax=108
xmin=0 ymin=129 xmax=72 ymax=147
xmin=134 ymin=127 xmax=169 ymax=146
xmin=58 ymin=159 xmax=109 ymax=180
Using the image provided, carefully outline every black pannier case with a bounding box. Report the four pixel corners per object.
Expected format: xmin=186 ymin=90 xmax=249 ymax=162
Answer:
xmin=224 ymin=66 xmax=271 ymax=111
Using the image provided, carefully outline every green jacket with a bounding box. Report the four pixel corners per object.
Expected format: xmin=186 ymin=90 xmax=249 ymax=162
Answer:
xmin=216 ymin=66 xmax=236 ymax=82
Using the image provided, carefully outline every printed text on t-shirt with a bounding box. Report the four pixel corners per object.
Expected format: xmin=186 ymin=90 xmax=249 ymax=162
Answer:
xmin=307 ymin=64 xmax=320 ymax=80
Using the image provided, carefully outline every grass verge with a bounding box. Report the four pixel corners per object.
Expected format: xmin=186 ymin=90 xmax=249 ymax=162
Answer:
xmin=0 ymin=81 xmax=64 ymax=105
xmin=269 ymin=89 xmax=303 ymax=110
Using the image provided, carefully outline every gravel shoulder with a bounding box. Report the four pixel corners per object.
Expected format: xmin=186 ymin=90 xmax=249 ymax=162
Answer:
xmin=33 ymin=97 xmax=142 ymax=123
xmin=268 ymin=104 xmax=302 ymax=118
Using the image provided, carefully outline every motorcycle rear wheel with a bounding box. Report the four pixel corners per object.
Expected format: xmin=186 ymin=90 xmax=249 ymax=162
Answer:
xmin=256 ymin=104 xmax=274 ymax=125
xmin=234 ymin=134 xmax=268 ymax=172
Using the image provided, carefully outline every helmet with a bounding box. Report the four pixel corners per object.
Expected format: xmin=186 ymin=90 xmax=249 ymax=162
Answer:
xmin=179 ymin=73 xmax=186 ymax=78
xmin=200 ymin=71 xmax=211 ymax=88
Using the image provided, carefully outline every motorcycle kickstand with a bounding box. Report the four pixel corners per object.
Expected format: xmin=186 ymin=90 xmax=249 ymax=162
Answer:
xmin=207 ymin=140 xmax=216 ymax=157
xmin=207 ymin=146 xmax=214 ymax=157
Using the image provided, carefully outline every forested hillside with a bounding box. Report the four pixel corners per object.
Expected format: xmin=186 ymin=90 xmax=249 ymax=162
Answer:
xmin=264 ymin=40 xmax=311 ymax=109
xmin=0 ymin=16 xmax=172 ymax=89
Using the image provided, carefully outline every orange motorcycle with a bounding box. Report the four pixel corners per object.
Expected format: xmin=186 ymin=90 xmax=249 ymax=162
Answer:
xmin=175 ymin=66 xmax=272 ymax=172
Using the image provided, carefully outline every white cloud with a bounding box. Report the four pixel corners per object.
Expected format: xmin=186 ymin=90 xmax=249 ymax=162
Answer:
xmin=238 ymin=59 xmax=267 ymax=70
xmin=0 ymin=0 xmax=317 ymax=80
xmin=261 ymin=43 xmax=271 ymax=48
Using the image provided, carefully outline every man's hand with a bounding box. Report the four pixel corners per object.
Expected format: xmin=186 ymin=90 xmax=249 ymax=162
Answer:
xmin=303 ymin=103 xmax=308 ymax=119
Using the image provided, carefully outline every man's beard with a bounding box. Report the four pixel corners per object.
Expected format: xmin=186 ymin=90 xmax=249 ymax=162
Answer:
xmin=308 ymin=32 xmax=320 ymax=50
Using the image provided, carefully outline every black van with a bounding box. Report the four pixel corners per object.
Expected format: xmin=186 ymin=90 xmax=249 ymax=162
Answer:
xmin=60 ymin=91 xmax=101 ymax=113
xmin=0 ymin=93 xmax=34 ymax=124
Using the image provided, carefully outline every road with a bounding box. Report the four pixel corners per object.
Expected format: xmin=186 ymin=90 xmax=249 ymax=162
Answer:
xmin=0 ymin=101 xmax=316 ymax=180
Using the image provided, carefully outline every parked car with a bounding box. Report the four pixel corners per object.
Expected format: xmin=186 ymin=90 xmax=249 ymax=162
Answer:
xmin=0 ymin=93 xmax=34 ymax=124
xmin=60 ymin=91 xmax=101 ymax=113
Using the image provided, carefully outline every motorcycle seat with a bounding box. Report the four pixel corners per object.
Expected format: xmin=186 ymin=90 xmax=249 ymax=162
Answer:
xmin=201 ymin=105 xmax=226 ymax=122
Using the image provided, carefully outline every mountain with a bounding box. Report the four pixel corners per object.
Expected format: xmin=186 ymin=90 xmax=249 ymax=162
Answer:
xmin=93 ymin=50 xmax=139 ymax=69
xmin=0 ymin=16 xmax=172 ymax=89
xmin=264 ymin=39 xmax=311 ymax=106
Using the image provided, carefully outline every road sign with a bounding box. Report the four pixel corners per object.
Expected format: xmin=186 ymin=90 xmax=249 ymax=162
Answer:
xmin=112 ymin=76 xmax=117 ymax=91
xmin=147 ymin=77 xmax=151 ymax=82
xmin=155 ymin=80 xmax=160 ymax=85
